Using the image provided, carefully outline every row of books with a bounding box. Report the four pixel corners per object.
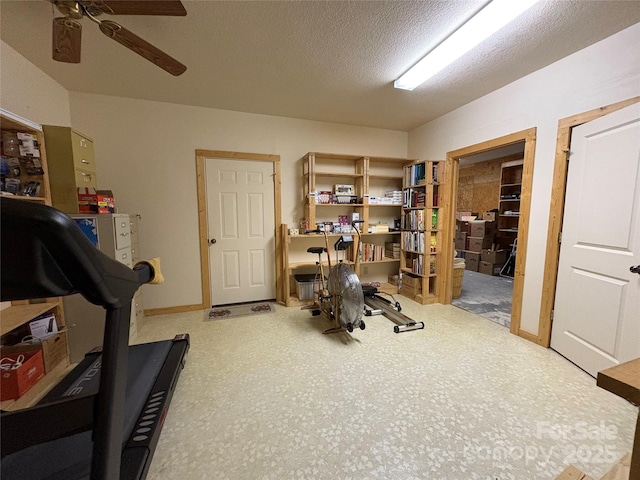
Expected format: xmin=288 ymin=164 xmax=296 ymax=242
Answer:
xmin=409 ymin=255 xmax=437 ymax=275
xmin=401 ymin=210 xmax=438 ymax=231
xmin=384 ymin=242 xmax=400 ymax=259
xmin=403 ymin=163 xmax=441 ymax=187
xmin=360 ymin=243 xmax=385 ymax=262
xmin=403 ymin=189 xmax=426 ymax=208
xmin=403 ymin=231 xmax=425 ymax=253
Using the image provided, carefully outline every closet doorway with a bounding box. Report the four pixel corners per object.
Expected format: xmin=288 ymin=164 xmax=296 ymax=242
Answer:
xmin=445 ymin=128 xmax=536 ymax=339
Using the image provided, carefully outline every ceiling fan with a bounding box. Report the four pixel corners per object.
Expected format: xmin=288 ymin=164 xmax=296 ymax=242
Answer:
xmin=50 ymin=0 xmax=187 ymax=76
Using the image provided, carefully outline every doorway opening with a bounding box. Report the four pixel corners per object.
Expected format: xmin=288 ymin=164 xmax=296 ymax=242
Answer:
xmin=445 ymin=128 xmax=536 ymax=341
xmin=452 ymin=143 xmax=525 ymax=328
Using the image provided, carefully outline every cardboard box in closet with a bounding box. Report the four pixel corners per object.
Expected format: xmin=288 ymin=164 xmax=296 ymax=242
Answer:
xmin=469 ymin=220 xmax=496 ymax=238
xmin=465 ymin=252 xmax=481 ymax=271
xmin=479 ymin=261 xmax=503 ymax=276
xmin=481 ymin=249 xmax=507 ymax=265
xmin=467 ymin=236 xmax=493 ymax=252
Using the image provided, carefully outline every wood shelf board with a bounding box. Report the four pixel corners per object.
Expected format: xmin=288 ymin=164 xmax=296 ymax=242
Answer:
xmin=361 ymin=231 xmax=401 ymax=236
xmin=0 ymin=360 xmax=73 ymax=411
xmin=314 ymin=203 xmax=365 ymax=207
xmin=400 ymin=267 xmax=437 ymax=278
xmin=368 ymin=203 xmax=403 ymax=207
xmin=1 ymin=302 xmax=59 ymax=336
xmin=500 ymin=183 xmax=523 ymax=188
xmin=0 ymin=194 xmax=47 ymax=202
xmin=305 ymin=152 xmax=363 ymax=161
xmin=1 ymin=110 xmax=42 ymax=132
xmin=499 ymin=198 xmax=521 ymax=202
xmin=374 ymin=282 xmax=399 ymax=295
xmin=361 ymin=258 xmax=400 ymax=264
xmin=369 ymin=174 xmax=403 ymax=180
xmin=285 ymin=296 xmax=315 ymax=307
xmin=597 ymin=357 xmax=640 ymax=405
xmin=312 ymin=172 xmax=365 ymax=178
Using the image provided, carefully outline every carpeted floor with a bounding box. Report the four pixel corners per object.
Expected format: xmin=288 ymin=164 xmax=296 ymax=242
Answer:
xmin=452 ymin=270 xmax=514 ymax=328
xmin=135 ymin=300 xmax=636 ymax=480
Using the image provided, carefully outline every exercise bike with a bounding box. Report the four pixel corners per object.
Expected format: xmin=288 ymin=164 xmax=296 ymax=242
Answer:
xmin=304 ymin=220 xmax=366 ymax=334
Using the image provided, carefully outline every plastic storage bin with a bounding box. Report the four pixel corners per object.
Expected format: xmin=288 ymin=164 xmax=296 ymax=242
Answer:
xmin=294 ymin=274 xmax=322 ymax=301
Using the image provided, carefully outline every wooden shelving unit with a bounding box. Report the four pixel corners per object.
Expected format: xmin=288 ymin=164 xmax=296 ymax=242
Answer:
xmin=400 ymin=159 xmax=446 ymax=304
xmin=0 ymin=109 xmax=71 ymax=411
xmin=281 ymin=153 xmax=410 ymax=306
xmin=497 ymin=159 xmax=524 ymax=250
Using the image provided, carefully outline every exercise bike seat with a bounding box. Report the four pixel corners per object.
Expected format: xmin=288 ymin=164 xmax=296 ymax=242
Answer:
xmin=307 ymin=247 xmax=326 ymax=254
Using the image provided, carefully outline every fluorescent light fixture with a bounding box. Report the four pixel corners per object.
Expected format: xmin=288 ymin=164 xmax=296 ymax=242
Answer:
xmin=394 ymin=0 xmax=541 ymax=91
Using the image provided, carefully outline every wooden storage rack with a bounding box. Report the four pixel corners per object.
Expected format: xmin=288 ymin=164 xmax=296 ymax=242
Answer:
xmin=497 ymin=158 xmax=524 ymax=250
xmin=281 ymin=152 xmax=410 ymax=306
xmin=400 ymin=159 xmax=447 ymax=304
xmin=0 ymin=109 xmax=71 ymax=411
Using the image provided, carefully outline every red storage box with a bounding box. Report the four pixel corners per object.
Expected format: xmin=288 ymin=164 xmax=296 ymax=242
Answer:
xmin=0 ymin=350 xmax=45 ymax=400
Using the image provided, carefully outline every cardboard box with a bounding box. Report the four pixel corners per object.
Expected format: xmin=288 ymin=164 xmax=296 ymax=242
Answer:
xmin=456 ymin=219 xmax=472 ymax=235
xmin=469 ymin=220 xmax=496 ymax=238
xmin=481 ymin=249 xmax=507 ymax=264
xmin=2 ymin=332 xmax=69 ymax=374
xmin=479 ymin=261 xmax=503 ymax=276
xmin=400 ymin=282 xmax=422 ymax=297
xmin=0 ymin=350 xmax=45 ymax=400
xmin=77 ymin=188 xmax=116 ymax=214
xmin=467 ymin=236 xmax=493 ymax=252
xmin=401 ymin=273 xmax=421 ymax=288
xmin=454 ymin=232 xmax=467 ymax=252
xmin=483 ymin=211 xmax=497 ymax=222
xmin=465 ymin=252 xmax=480 ymax=272
xmin=456 ymin=212 xmax=475 ymax=221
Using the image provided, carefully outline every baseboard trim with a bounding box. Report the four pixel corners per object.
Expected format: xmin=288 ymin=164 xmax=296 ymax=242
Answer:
xmin=144 ymin=303 xmax=205 ymax=317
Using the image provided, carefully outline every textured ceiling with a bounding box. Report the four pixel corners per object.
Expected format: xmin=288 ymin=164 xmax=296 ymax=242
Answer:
xmin=2 ymin=1 xmax=640 ymax=131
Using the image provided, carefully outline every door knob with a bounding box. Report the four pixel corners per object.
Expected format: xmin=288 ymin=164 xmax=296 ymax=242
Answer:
xmin=209 ymin=239 xmax=217 ymax=245
xmin=631 ymin=265 xmax=640 ymax=275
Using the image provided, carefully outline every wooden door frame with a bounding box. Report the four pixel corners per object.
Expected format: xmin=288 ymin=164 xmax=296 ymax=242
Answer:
xmin=538 ymin=96 xmax=640 ymax=347
xmin=196 ymin=150 xmax=282 ymax=309
xmin=445 ymin=127 xmax=537 ymax=342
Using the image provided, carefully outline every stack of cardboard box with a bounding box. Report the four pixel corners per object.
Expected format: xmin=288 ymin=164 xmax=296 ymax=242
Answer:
xmin=479 ymin=248 xmax=507 ymax=276
xmin=455 ymin=218 xmax=497 ymax=272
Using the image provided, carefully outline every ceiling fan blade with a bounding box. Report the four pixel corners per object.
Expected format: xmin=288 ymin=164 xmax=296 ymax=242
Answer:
xmin=99 ymin=20 xmax=186 ymax=76
xmin=86 ymin=0 xmax=186 ymax=16
xmin=52 ymin=17 xmax=82 ymax=63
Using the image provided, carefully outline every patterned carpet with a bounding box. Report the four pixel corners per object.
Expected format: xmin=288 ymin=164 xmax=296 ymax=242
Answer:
xmin=135 ymin=301 xmax=637 ymax=480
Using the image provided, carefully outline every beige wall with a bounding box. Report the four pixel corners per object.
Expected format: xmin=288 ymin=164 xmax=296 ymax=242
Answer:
xmin=67 ymin=93 xmax=408 ymax=310
xmin=408 ymin=23 xmax=640 ymax=337
xmin=0 ymin=41 xmax=71 ymax=126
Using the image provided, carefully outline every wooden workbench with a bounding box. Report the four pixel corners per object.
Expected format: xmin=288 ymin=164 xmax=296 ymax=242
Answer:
xmin=597 ymin=358 xmax=640 ymax=480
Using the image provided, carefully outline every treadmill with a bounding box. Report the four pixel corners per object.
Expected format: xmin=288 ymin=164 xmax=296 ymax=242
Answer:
xmin=0 ymin=197 xmax=189 ymax=480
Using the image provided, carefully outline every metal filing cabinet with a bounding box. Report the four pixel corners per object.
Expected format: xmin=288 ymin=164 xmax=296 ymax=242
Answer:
xmin=64 ymin=214 xmax=142 ymax=363
xmin=42 ymin=125 xmax=97 ymax=214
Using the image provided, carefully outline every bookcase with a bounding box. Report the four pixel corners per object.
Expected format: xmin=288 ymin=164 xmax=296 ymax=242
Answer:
xmin=0 ymin=109 xmax=71 ymax=411
xmin=497 ymin=159 xmax=524 ymax=250
xmin=281 ymin=153 xmax=409 ymax=306
xmin=400 ymin=159 xmax=446 ymax=304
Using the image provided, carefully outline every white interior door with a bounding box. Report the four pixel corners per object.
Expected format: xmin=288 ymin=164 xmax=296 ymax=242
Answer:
xmin=206 ymin=157 xmax=276 ymax=306
xmin=551 ymin=102 xmax=640 ymax=377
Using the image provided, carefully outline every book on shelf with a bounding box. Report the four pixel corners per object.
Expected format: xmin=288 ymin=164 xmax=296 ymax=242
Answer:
xmin=384 ymin=242 xmax=400 ymax=259
xmin=404 ymin=163 xmax=426 ymax=187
